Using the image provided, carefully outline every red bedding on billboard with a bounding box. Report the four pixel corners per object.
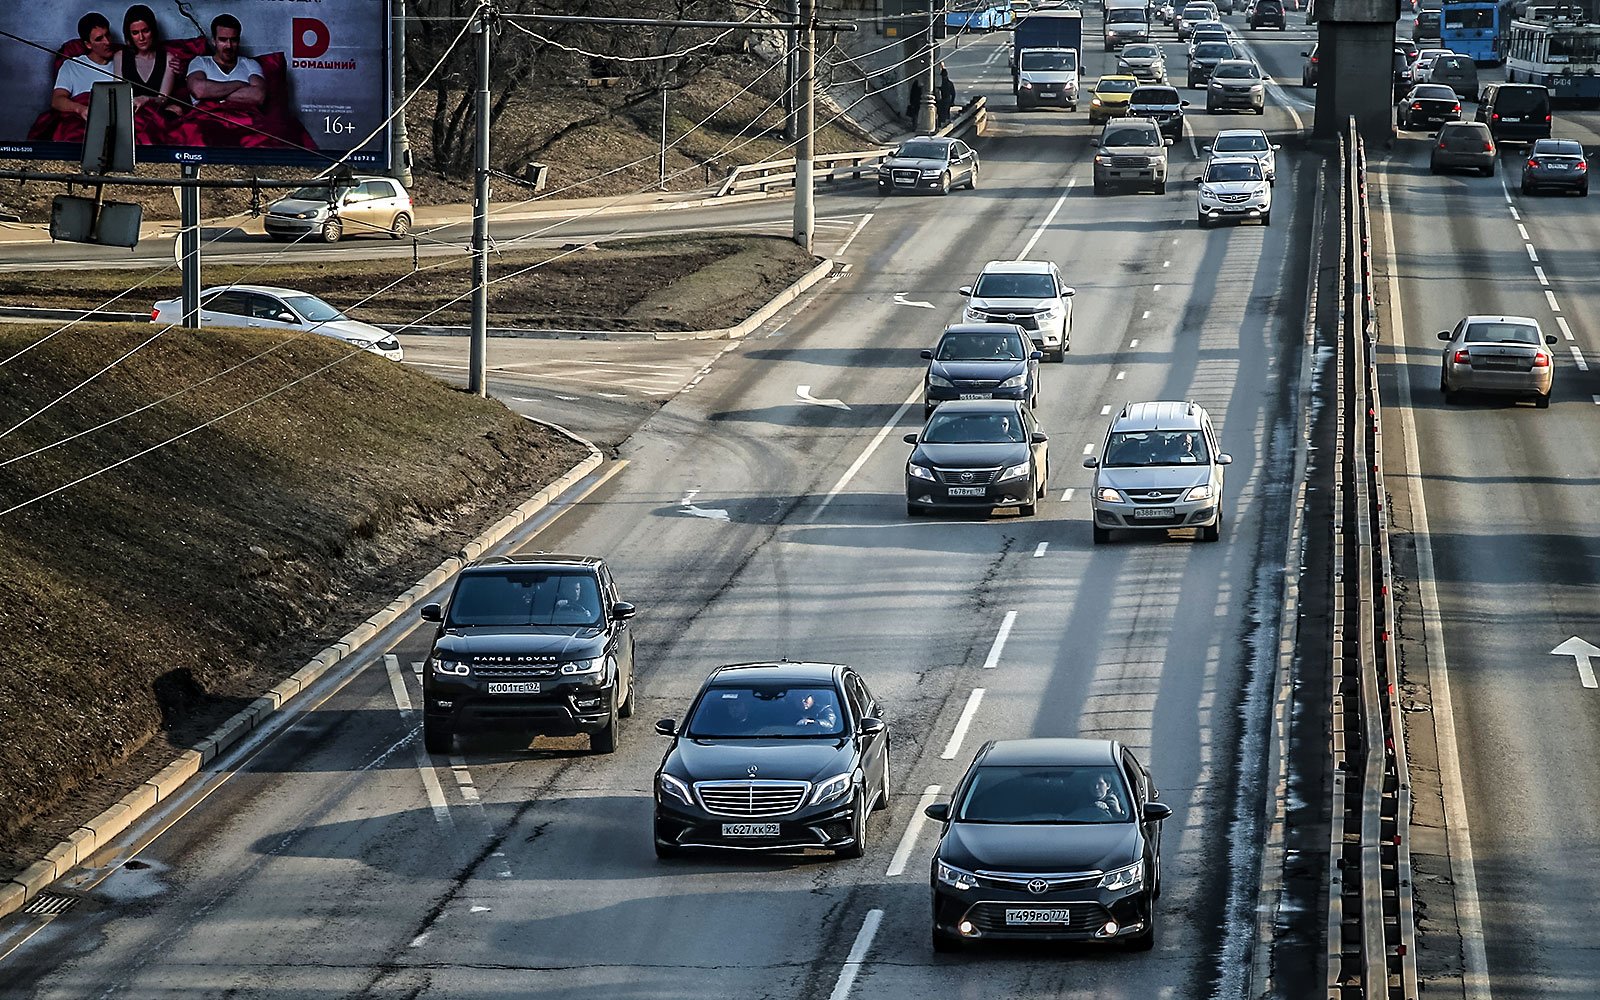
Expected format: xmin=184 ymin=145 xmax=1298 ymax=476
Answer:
xmin=0 ymin=1 xmax=391 ymax=168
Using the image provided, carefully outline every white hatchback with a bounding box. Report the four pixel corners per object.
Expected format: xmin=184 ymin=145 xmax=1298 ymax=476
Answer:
xmin=152 ymin=285 xmax=404 ymax=361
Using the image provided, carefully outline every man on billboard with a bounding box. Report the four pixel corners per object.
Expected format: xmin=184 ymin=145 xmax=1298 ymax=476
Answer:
xmin=185 ymin=14 xmax=264 ymax=109
xmin=49 ymin=13 xmax=117 ymax=122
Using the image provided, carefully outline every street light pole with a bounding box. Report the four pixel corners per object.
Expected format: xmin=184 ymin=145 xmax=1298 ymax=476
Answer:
xmin=793 ymin=0 xmax=815 ymax=251
xmin=919 ymin=7 xmax=939 ymax=134
xmin=784 ymin=0 xmax=799 ymax=141
xmin=390 ymin=0 xmax=414 ymax=186
xmin=468 ymin=3 xmax=494 ymax=397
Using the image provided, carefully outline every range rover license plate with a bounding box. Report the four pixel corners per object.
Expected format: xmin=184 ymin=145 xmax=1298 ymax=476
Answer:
xmin=948 ymin=487 xmax=986 ymax=497
xmin=722 ymin=823 xmax=780 ymax=837
xmin=1005 ymin=908 xmax=1071 ymax=925
xmin=1132 ymin=506 xmax=1175 ymax=520
xmin=488 ymin=682 xmax=540 ymax=695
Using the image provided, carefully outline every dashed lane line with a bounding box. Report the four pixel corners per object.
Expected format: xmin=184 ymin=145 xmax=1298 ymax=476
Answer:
xmin=827 ymin=909 xmax=884 ymax=1000
xmin=981 ymin=612 xmax=1018 ymax=670
xmin=941 ymin=688 xmax=987 ymax=759
xmin=886 ymin=786 xmax=943 ymax=877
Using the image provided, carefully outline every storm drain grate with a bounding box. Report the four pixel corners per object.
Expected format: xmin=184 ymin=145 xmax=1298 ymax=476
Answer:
xmin=22 ymin=892 xmax=79 ymax=916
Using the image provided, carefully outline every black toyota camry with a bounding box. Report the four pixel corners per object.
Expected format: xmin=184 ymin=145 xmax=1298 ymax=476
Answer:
xmin=927 ymin=738 xmax=1171 ymax=951
xmin=904 ymin=398 xmax=1049 ymax=518
xmin=653 ymin=661 xmax=890 ymax=859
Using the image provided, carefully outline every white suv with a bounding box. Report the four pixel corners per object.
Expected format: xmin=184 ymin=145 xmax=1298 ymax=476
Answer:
xmin=1083 ymin=400 xmax=1232 ymax=543
xmin=1196 ymin=155 xmax=1272 ymax=227
xmin=958 ymin=260 xmax=1075 ymax=362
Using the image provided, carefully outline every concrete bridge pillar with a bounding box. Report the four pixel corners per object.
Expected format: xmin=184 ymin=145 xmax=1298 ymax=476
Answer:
xmin=1311 ymin=0 xmax=1401 ymax=143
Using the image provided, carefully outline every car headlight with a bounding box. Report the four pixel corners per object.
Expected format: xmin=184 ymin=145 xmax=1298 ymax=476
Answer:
xmin=997 ymin=374 xmax=1027 ymax=389
xmin=1098 ymin=860 xmax=1144 ymax=892
xmin=1210 ymin=80 xmax=1224 ymax=89
xmin=429 ymin=656 xmax=470 ymax=676
xmin=998 ymin=462 xmax=1031 ymax=482
xmin=811 ymin=772 xmax=855 ymax=806
xmin=560 ymin=656 xmax=604 ymax=676
xmin=1200 ymin=184 xmax=1217 ymax=198
xmin=908 ymin=464 xmax=936 ymax=481
xmin=921 ymin=168 xmax=944 ymax=177
xmin=928 ymin=373 xmax=954 ymax=388
xmin=1094 ymin=154 xmax=1110 ymax=165
xmin=1097 ymin=486 xmax=1125 ymax=503
xmin=1019 ymin=80 xmax=1034 ymax=89
xmin=1184 ymin=484 xmax=1213 ymax=501
xmin=1044 ymin=301 xmax=1066 ymax=318
xmin=963 ymin=306 xmax=983 ymax=321
xmin=937 ymin=860 xmax=979 ymax=890
xmin=659 ymin=772 xmax=694 ymax=807
xmin=876 ymin=165 xmax=890 ymax=175
xmin=1091 ymin=97 xmax=1104 ymax=107
xmin=1249 ymin=84 xmax=1264 ymax=92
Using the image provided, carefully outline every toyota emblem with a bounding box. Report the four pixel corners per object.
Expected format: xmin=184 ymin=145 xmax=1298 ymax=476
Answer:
xmin=1006 ymin=313 xmax=1019 ymax=321
xmin=960 ymin=471 xmax=975 ymax=483
xmin=1027 ymin=878 xmax=1049 ymax=894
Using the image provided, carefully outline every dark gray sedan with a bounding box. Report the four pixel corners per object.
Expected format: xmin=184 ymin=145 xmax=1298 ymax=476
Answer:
xmin=904 ymin=399 xmax=1049 ymax=517
xmin=1430 ymin=121 xmax=1496 ymax=176
xmin=1521 ymin=138 xmax=1589 ymax=196
xmin=1438 ymin=315 xmax=1557 ymax=408
xmin=922 ymin=324 xmax=1042 ymax=418
xmin=877 ymin=136 xmax=980 ymax=195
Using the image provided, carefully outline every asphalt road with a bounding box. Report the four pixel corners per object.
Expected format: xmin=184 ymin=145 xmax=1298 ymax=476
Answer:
xmin=0 ymin=17 xmax=1319 ymax=999
xmin=1376 ymin=88 xmax=1600 ymax=999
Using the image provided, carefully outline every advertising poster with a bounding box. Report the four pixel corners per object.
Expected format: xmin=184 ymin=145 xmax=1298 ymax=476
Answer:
xmin=0 ymin=0 xmax=391 ymax=168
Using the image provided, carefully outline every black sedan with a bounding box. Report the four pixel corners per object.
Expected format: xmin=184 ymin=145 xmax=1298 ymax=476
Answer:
xmin=922 ymin=323 xmax=1041 ymax=418
xmin=653 ymin=661 xmax=889 ymax=859
xmin=904 ymin=399 xmax=1049 ymax=517
xmin=1522 ymin=138 xmax=1589 ymax=195
xmin=928 ymin=738 xmax=1171 ymax=952
xmin=1399 ymin=84 xmax=1461 ymax=131
xmin=876 ymin=136 xmax=980 ymax=195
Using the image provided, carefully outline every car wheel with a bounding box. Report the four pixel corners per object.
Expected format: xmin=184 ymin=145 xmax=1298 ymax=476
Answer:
xmin=1521 ymin=181 xmax=1532 ymax=195
xmin=591 ymin=693 xmax=620 ymax=754
xmin=967 ymin=166 xmax=979 ymax=190
xmin=1261 ymin=209 xmax=1271 ymax=226
xmin=876 ymin=753 xmax=891 ymax=810
xmin=619 ymin=671 xmax=637 ymax=719
xmin=1020 ymin=493 xmax=1038 ymax=517
xmin=1197 ymin=212 xmax=1209 ymax=228
xmin=939 ymin=171 xmax=952 ymax=195
xmin=1155 ymin=179 xmax=1167 ymax=195
xmin=837 ymin=798 xmax=868 ymax=859
xmin=1126 ymin=907 xmax=1157 ymax=951
xmin=1093 ymin=524 xmax=1111 ymax=544
xmin=1094 ymin=177 xmax=1108 ymax=195
xmin=878 ymin=182 xmax=891 ymax=195
xmin=932 ymin=926 xmax=964 ymax=953
xmin=1582 ymin=183 xmax=1590 ymax=197
xmin=423 ymin=718 xmax=452 ymax=755
xmin=389 ymin=213 xmax=412 ymax=239
xmin=1053 ymin=346 xmax=1067 ymax=362
xmin=1484 ymin=162 xmax=1496 ymax=177
xmin=1256 ymin=104 xmax=1266 ymax=115
xmin=1200 ymin=514 xmax=1222 ymax=542
xmin=320 ymin=219 xmax=342 ymax=243
xmin=1430 ymin=160 xmax=1441 ymax=175
xmin=1536 ymin=392 xmax=1552 ymax=408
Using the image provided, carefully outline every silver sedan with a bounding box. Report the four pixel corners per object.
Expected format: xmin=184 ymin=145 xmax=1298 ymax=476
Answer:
xmin=1438 ymin=315 xmax=1557 ymax=408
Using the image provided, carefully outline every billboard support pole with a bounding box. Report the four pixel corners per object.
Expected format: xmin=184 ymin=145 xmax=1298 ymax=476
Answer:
xmin=784 ymin=0 xmax=798 ymax=141
xmin=180 ymin=163 xmax=201 ymax=330
xmin=468 ymin=3 xmax=494 ymax=398
xmin=391 ymin=0 xmax=414 ymax=186
xmin=792 ymin=0 xmax=814 ymax=252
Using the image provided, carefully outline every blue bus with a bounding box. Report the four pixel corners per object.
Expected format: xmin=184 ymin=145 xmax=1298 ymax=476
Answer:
xmin=1441 ymin=0 xmax=1506 ymax=63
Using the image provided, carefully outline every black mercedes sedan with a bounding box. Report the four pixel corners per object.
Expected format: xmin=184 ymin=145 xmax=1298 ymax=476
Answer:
xmin=1399 ymin=83 xmax=1461 ymax=131
xmin=927 ymin=738 xmax=1171 ymax=952
xmin=653 ymin=661 xmax=889 ymax=859
xmin=922 ymin=323 xmax=1042 ymax=418
xmin=904 ymin=399 xmax=1049 ymax=518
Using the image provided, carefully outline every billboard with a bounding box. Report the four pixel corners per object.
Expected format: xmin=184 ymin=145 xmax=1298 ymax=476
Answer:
xmin=0 ymin=0 xmax=391 ymax=169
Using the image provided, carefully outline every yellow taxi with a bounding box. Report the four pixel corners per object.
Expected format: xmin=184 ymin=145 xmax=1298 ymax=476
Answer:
xmin=1088 ymin=75 xmax=1140 ymax=125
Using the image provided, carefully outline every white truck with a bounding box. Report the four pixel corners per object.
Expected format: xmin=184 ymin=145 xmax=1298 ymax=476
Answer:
xmin=1011 ymin=9 xmax=1083 ymax=110
xmin=1103 ymin=0 xmax=1152 ymax=49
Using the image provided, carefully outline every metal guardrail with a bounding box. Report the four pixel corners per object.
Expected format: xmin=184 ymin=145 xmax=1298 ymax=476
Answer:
xmin=714 ymin=96 xmax=988 ymax=197
xmin=1327 ymin=116 xmax=1420 ymax=1000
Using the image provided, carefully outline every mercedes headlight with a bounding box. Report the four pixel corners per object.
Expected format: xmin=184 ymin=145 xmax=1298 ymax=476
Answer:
xmin=1184 ymin=484 xmax=1213 ymax=501
xmin=997 ymin=374 xmax=1026 ymax=389
xmin=1097 ymin=487 xmax=1125 ymax=503
xmin=559 ymin=656 xmax=604 ymax=676
xmin=1098 ymin=860 xmax=1144 ymax=892
xmin=908 ymin=464 xmax=935 ymax=481
xmin=811 ymin=772 xmax=854 ymax=806
xmin=659 ymin=772 xmax=694 ymax=807
xmin=998 ymin=462 xmax=1031 ymax=482
xmin=928 ymin=373 xmax=954 ymax=388
xmin=937 ymin=861 xmax=978 ymax=890
xmin=429 ymin=656 xmax=470 ymax=676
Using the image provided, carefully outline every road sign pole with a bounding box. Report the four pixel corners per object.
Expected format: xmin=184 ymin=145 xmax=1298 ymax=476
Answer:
xmin=468 ymin=4 xmax=494 ymax=397
xmin=180 ymin=163 xmax=200 ymax=329
xmin=793 ymin=0 xmax=815 ymax=252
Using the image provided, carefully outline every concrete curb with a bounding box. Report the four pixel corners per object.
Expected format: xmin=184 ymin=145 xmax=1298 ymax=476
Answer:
xmin=390 ymin=255 xmax=838 ymax=343
xmin=0 ymin=422 xmax=605 ymax=920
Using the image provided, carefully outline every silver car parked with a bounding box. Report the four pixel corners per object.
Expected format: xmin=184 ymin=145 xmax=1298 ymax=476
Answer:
xmin=1438 ymin=315 xmax=1557 ymax=407
xmin=1084 ymin=400 xmax=1232 ymax=543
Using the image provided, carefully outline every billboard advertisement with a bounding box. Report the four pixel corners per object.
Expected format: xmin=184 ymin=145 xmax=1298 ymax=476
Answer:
xmin=0 ymin=0 xmax=391 ymax=169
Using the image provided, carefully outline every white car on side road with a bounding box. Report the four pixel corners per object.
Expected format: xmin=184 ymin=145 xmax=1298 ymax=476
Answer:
xmin=152 ymin=285 xmax=404 ymax=361
xmin=1195 ymin=155 xmax=1272 ymax=227
xmin=958 ymin=260 xmax=1075 ymax=362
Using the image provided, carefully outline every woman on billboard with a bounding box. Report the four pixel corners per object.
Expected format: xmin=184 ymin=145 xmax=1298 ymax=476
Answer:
xmin=115 ymin=4 xmax=181 ymax=116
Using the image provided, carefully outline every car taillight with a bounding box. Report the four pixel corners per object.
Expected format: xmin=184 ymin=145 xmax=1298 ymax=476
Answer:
xmin=1527 ymin=158 xmax=1540 ymax=169
xmin=1532 ymin=352 xmax=1550 ymax=367
xmin=1438 ymin=141 xmax=1448 ymax=149
xmin=1453 ymin=350 xmax=1471 ymax=364
xmin=1412 ymin=102 xmax=1423 ymax=110
xmin=151 ymin=308 xmax=159 ymax=320
xmin=1311 ymin=55 xmax=1318 ymax=63
xmin=1546 ymin=114 xmax=1553 ymax=121
xmin=1492 ymin=112 xmax=1500 ymax=120
xmin=1484 ymin=142 xmax=1494 ymax=151
xmin=1579 ymin=160 xmax=1589 ymax=171
xmin=1452 ymin=104 xmax=1461 ymax=113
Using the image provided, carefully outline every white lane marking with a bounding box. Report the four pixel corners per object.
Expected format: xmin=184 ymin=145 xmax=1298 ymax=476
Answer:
xmin=1017 ymin=180 xmax=1075 ymax=260
xmin=1188 ymin=134 xmax=1199 ymax=159
xmin=1592 ymin=395 xmax=1600 ymax=404
xmin=798 ymin=385 xmax=851 ymax=410
xmin=941 ymin=688 xmax=987 ymax=759
xmin=1546 ymin=290 xmax=1561 ymax=312
xmin=1534 ymin=266 xmax=1549 ymax=286
xmin=413 ymin=743 xmax=453 ymax=824
xmin=1062 ymin=487 xmax=1075 ymax=502
xmin=1116 ymin=370 xmax=1126 ymax=380
xmin=893 ymin=292 xmax=936 ymax=309
xmin=384 ymin=654 xmax=413 ymax=714
xmin=1163 ymin=260 xmax=1171 ymax=268
xmin=1034 ymin=542 xmax=1050 ymax=559
xmin=1153 ymin=283 xmax=1163 ymax=291
xmin=1526 ymin=244 xmax=1539 ymax=262
xmin=1570 ymin=346 xmax=1588 ymax=371
xmin=1551 ymin=637 xmax=1600 ymax=688
xmin=1517 ymin=223 xmax=1530 ymax=240
xmin=679 ymin=487 xmax=731 ymax=522
xmin=835 ymin=212 xmax=874 ymax=256
xmin=807 ymin=384 xmax=922 ymax=523
xmin=982 ymin=612 xmax=1018 ymax=670
xmin=828 ymin=909 xmax=884 ymax=1000
xmin=409 ymin=933 xmax=429 ymax=948
xmin=1142 ymin=310 xmax=1151 ymax=319
xmin=1130 ymin=338 xmax=1140 ymax=348
xmin=412 ymin=660 xmax=423 ymax=675
xmin=1377 ymin=167 xmax=1492 ymax=1000
xmin=1101 ymin=405 xmax=1113 ymax=415
xmin=1509 ymin=206 xmax=1521 ymax=220
xmin=1558 ymin=317 xmax=1574 ymax=340
xmin=1083 ymin=442 xmax=1095 ymax=454
xmin=886 ymin=785 xmax=943 ymax=877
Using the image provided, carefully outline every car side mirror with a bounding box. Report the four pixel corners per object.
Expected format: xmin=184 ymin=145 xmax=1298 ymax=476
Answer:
xmin=1164 ymin=137 xmax=1174 ymax=146
xmin=1029 ymin=350 xmax=1043 ymax=361
xmin=921 ymin=349 xmax=934 ymax=359
xmin=1436 ymin=330 xmax=1453 ymax=341
xmin=924 ymin=802 xmax=951 ymax=822
xmin=276 ymin=312 xmax=298 ymax=324
xmin=1300 ymin=49 xmax=1309 ymax=56
xmin=1180 ymin=99 xmax=1190 ymax=107
xmin=958 ymin=285 xmax=974 ymax=296
xmin=1195 ymin=176 xmax=1204 ymax=184
xmin=1090 ymin=138 xmax=1100 ymax=147
xmin=1546 ymin=334 xmax=1559 ymax=345
xmin=612 ymin=601 xmax=637 ymax=621
xmin=903 ymin=433 xmax=919 ymax=444
xmin=655 ymin=719 xmax=678 ymax=737
xmin=1062 ymin=286 xmax=1076 ymax=297
xmin=1143 ymin=801 xmax=1174 ymax=821
xmin=1217 ymin=453 xmax=1234 ymax=465
xmin=1202 ymin=144 xmax=1212 ymax=152
xmin=859 ymin=717 xmax=886 ymax=737
xmin=1031 ymin=432 xmax=1049 ymax=444
xmin=1272 ymin=144 xmax=1282 ymax=150
xmin=1083 ymin=456 xmax=1100 ymax=468
xmin=420 ymin=602 xmax=443 ymax=623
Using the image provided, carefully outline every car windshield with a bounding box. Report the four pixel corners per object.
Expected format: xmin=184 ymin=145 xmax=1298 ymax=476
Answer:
xmin=1132 ymin=88 xmax=1180 ymax=105
xmin=282 ymin=294 xmax=347 ymax=323
xmin=973 ymin=272 xmax=1056 ymax=298
xmin=956 ymin=765 xmax=1134 ymax=824
xmin=1097 ymin=77 xmax=1138 ymax=93
xmin=1533 ymin=140 xmax=1582 ymax=156
xmin=896 ymin=141 xmax=949 ymax=160
xmin=1022 ymin=50 xmax=1077 ymax=70
xmin=686 ymin=685 xmax=846 ymax=738
xmin=1214 ymin=63 xmax=1259 ymax=79
xmin=1122 ymin=45 xmax=1159 ymax=59
xmin=1109 ymin=8 xmax=1146 ymax=19
xmin=1102 ymin=126 xmax=1159 ymax=146
xmin=286 ymin=184 xmax=350 ymax=202
xmin=1215 ymin=132 xmax=1269 ymax=152
xmin=1104 ymin=429 xmax=1210 ymax=466
xmin=1464 ymin=323 xmax=1541 ymax=344
xmin=1206 ymin=160 xmax=1263 ymax=182
xmin=448 ymin=570 xmax=605 ymax=627
xmin=922 ymin=410 xmax=1027 ymax=444
xmin=938 ymin=332 xmax=1029 ymax=361
xmin=1414 ymin=85 xmax=1455 ymax=100
xmin=1196 ymin=42 xmax=1234 ymax=58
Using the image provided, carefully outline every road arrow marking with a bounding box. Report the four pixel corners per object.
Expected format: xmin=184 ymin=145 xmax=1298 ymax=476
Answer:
xmin=679 ymin=488 xmax=730 ymax=522
xmin=893 ymin=292 xmax=936 ymax=309
xmin=1551 ymin=636 xmax=1600 ymax=688
xmin=797 ymin=385 xmax=850 ymax=410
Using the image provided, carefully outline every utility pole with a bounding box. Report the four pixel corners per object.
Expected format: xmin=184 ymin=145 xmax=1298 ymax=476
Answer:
xmin=793 ymin=0 xmax=815 ymax=251
xmin=659 ymin=78 xmax=669 ymax=190
xmin=391 ymin=0 xmax=414 ymax=186
xmin=918 ymin=6 xmax=939 ymax=135
xmin=468 ymin=3 xmax=494 ymax=397
xmin=180 ymin=163 xmax=200 ymax=328
xmin=784 ymin=0 xmax=799 ymax=141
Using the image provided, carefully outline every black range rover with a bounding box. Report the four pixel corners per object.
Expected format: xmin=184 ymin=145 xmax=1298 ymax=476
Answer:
xmin=420 ymin=554 xmax=637 ymax=755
